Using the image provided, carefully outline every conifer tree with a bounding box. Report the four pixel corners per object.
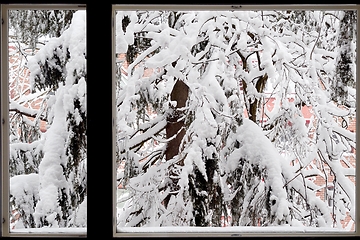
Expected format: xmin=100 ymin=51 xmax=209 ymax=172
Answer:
xmin=8 ymin=10 xmax=86 ymax=228
xmin=115 ymin=9 xmax=355 ymax=229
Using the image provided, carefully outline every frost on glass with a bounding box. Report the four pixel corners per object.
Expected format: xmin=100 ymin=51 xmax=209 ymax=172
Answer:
xmin=115 ymin=10 xmax=356 ymax=232
xmin=8 ymin=9 xmax=87 ymax=231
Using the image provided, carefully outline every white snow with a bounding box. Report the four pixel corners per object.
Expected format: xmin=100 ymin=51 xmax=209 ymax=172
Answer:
xmin=117 ymin=225 xmax=348 ymax=233
xmin=235 ymin=118 xmax=290 ymax=221
xmin=9 ymin=9 xmax=87 ymax=231
xmin=11 ymin=228 xmax=86 ymax=233
xmin=8 ymin=7 xmax=357 ymax=235
xmin=115 ymin=9 xmax=356 ymax=231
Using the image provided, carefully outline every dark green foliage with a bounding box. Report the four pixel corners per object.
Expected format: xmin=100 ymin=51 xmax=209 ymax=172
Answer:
xmin=188 ymin=166 xmax=209 ymax=226
xmin=8 ymin=9 xmax=87 ymax=229
xmin=58 ymin=188 xmax=70 ymax=225
xmin=333 ymin=11 xmax=356 ymax=107
xmin=227 ymin=157 xmax=272 ymax=226
xmin=9 ymin=193 xmax=37 ymax=228
xmin=9 ymin=10 xmax=75 ymax=50
xmin=188 ymin=151 xmax=226 ymax=227
xmin=31 ymin=46 xmax=70 ymax=92
xmin=9 ymin=115 xmax=43 ymax=177
xmin=121 ymin=14 xmax=152 ymax=64
xmin=65 ymin=98 xmax=87 ymax=210
xmin=65 ymin=99 xmax=87 ymax=175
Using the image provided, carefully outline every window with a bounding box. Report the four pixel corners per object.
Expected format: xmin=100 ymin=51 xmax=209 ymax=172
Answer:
xmin=112 ymin=4 xmax=359 ymax=237
xmin=1 ymin=3 xmax=358 ymax=238
xmin=1 ymin=4 xmax=86 ymax=237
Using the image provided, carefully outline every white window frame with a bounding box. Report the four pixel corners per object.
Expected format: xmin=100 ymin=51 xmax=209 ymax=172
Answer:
xmin=1 ymin=4 xmax=86 ymax=238
xmin=112 ymin=4 xmax=360 ymax=238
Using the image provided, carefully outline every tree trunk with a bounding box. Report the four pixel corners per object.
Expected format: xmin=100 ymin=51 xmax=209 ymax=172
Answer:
xmin=243 ymin=73 xmax=268 ymax=123
xmin=163 ymin=79 xmax=189 ymax=208
xmin=165 ymin=79 xmax=189 ymax=161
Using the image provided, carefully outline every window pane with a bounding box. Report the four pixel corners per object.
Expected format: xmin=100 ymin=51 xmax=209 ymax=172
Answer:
xmin=7 ymin=8 xmax=86 ymax=233
xmin=115 ymin=8 xmax=356 ymax=233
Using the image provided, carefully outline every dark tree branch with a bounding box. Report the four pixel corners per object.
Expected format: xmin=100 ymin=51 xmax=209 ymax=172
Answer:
xmin=9 ymin=108 xmax=47 ymax=122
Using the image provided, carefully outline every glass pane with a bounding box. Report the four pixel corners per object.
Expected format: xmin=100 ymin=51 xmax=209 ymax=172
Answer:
xmin=115 ymin=9 xmax=356 ymax=233
xmin=8 ymin=9 xmax=87 ymax=232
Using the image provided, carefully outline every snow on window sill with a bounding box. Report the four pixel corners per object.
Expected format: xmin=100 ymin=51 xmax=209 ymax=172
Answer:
xmin=10 ymin=227 xmax=86 ymax=234
xmin=117 ymin=226 xmax=352 ymax=233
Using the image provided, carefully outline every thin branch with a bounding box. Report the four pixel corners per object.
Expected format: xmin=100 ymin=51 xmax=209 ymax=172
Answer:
xmin=9 ymin=108 xmax=47 ymax=122
xmin=309 ymin=14 xmax=325 ymax=60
